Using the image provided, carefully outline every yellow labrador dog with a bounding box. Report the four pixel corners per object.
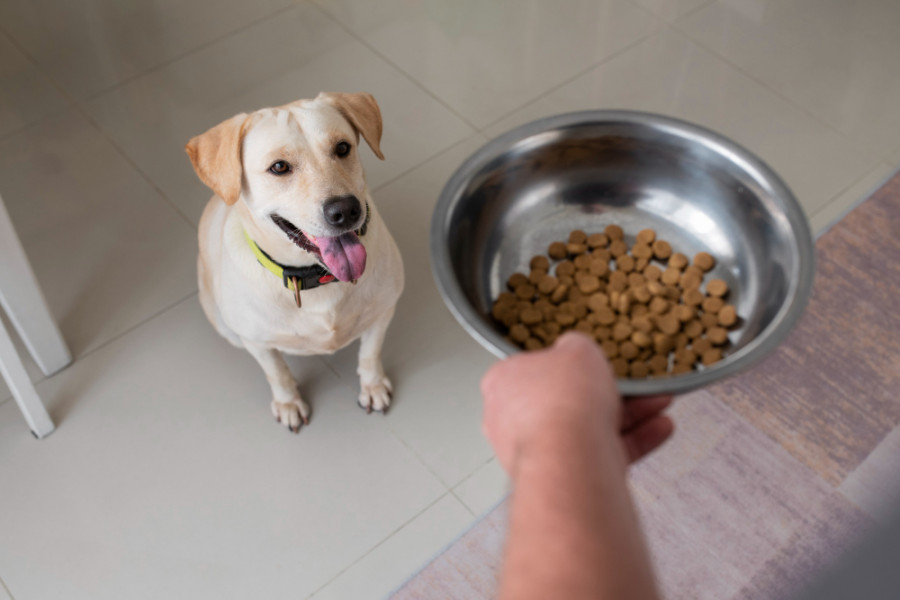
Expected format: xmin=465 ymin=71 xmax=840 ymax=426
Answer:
xmin=186 ymin=92 xmax=403 ymax=432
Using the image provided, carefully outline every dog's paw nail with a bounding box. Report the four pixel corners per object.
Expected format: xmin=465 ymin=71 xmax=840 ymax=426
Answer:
xmin=366 ymin=404 xmax=373 ymax=414
xmin=301 ymin=415 xmax=310 ymax=426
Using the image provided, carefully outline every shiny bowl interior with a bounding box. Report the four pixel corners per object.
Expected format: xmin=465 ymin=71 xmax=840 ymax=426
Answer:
xmin=430 ymin=110 xmax=815 ymax=396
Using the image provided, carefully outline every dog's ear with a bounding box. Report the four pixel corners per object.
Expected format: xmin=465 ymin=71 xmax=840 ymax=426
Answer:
xmin=319 ymin=92 xmax=385 ymax=160
xmin=185 ymin=113 xmax=249 ymax=205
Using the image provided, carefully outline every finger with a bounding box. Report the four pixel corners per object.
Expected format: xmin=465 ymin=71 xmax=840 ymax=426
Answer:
xmin=622 ymin=415 xmax=675 ymax=463
xmin=621 ymin=395 xmax=674 ymax=431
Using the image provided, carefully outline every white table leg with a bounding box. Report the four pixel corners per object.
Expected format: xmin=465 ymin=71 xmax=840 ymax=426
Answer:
xmin=0 ymin=194 xmax=71 ymax=376
xmin=0 ymin=315 xmax=54 ymax=438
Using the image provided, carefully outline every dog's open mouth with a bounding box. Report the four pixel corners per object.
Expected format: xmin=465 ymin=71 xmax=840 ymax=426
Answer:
xmin=271 ymin=214 xmax=367 ymax=282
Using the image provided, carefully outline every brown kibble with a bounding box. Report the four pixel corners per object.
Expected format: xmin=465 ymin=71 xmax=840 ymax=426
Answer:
xmin=644 ymin=265 xmax=662 ymax=281
xmin=635 ymin=257 xmax=650 ymax=272
xmin=718 ymin=305 xmax=737 ymax=327
xmin=529 ymin=268 xmax=547 ymax=285
xmin=632 ymin=304 xmax=649 ymax=317
xmin=652 ymin=240 xmax=672 ymax=260
xmin=538 ymin=274 xmax=559 ymax=295
xmin=700 ymin=312 xmax=719 ymax=330
xmin=674 ymin=333 xmax=689 ymax=351
xmin=692 ymin=338 xmax=712 ymax=355
xmin=519 ymin=308 xmax=543 ymax=325
xmin=669 ymin=253 xmax=689 ymax=270
xmin=550 ymin=284 xmax=569 ymax=304
xmin=616 ymin=291 xmax=633 ymax=315
xmin=559 ymin=275 xmax=574 ymax=287
xmin=649 ymin=296 xmax=670 ymax=315
xmin=594 ymin=326 xmax=612 ymax=341
xmin=556 ymin=260 xmax=575 ymax=277
xmin=515 ymin=284 xmax=536 ymax=300
xmin=632 ymin=243 xmax=653 ymax=260
xmin=632 ymin=285 xmax=652 ymax=304
xmin=530 ymin=255 xmax=550 ymax=271
xmin=628 ymin=272 xmax=646 ymax=288
xmin=629 ymin=361 xmax=650 ymax=378
xmin=496 ymin=291 xmax=517 ymax=306
xmin=672 ymin=362 xmax=693 ymax=375
xmin=592 ymin=248 xmax=612 ymax=263
xmin=657 ymin=314 xmax=680 ymax=336
xmin=684 ymin=265 xmax=704 ymax=280
xmin=574 ymin=321 xmax=594 ymax=335
xmin=524 ymin=337 xmax=544 ymax=351
xmin=609 ymin=239 xmax=628 ymax=258
xmin=605 ymin=224 xmax=625 ymax=241
xmin=611 ymin=358 xmax=630 ymax=378
xmin=675 ymin=348 xmax=697 ymax=365
xmin=589 ymin=259 xmax=609 ymax=277
xmin=573 ymin=255 xmax=591 ymax=272
xmin=602 ymin=339 xmax=619 ymax=359
xmin=701 ymin=348 xmax=723 ymax=366
xmin=608 ymin=270 xmax=628 ymax=292
xmin=595 ymin=306 xmax=616 ymax=326
xmin=510 ymin=324 xmax=530 ymax=343
xmin=571 ymin=301 xmax=588 ymax=319
xmin=707 ymin=279 xmax=729 ymax=297
xmin=661 ymin=267 xmax=681 ymax=286
xmin=653 ymin=333 xmax=674 ymax=355
xmin=674 ymin=304 xmax=696 ymax=323
xmin=707 ymin=327 xmax=729 ymax=345
xmin=548 ymin=242 xmax=567 ymax=260
xmin=576 ymin=273 xmax=601 ymax=294
xmin=587 ymin=293 xmax=609 ymax=312
xmin=587 ymin=232 xmax=609 ymax=248
xmin=649 ymin=355 xmax=669 ymax=375
xmin=508 ymin=272 xmax=529 ymax=289
xmin=636 ymin=229 xmax=656 ymax=245
xmin=567 ymin=243 xmax=588 ymax=256
xmin=631 ymin=330 xmax=652 ymax=348
xmin=684 ymin=288 xmax=704 ymax=307
xmin=684 ymin=319 xmax=704 ymax=339
xmin=680 ymin=271 xmax=703 ymax=291
xmin=569 ymin=230 xmax=588 ymax=245
xmin=646 ymin=280 xmax=664 ymax=297
xmin=500 ymin=311 xmax=518 ymax=328
xmin=632 ymin=316 xmax=654 ymax=334
xmin=702 ymin=296 xmax=724 ymax=314
xmin=556 ymin=312 xmax=576 ymax=326
xmin=612 ymin=322 xmax=633 ymax=342
xmin=693 ymin=252 xmax=715 ymax=272
xmin=616 ymin=255 xmax=635 ymax=273
xmin=620 ymin=341 xmax=639 ymax=360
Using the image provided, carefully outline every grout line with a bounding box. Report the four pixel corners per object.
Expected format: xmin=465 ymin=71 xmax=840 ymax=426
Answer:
xmin=474 ymin=19 xmax=664 ymax=134
xmin=0 ymin=574 xmax=14 ymax=600
xmin=813 ymin=163 xmax=899 ymax=239
xmin=312 ymin=3 xmax=481 ymax=133
xmin=449 ymin=489 xmax=478 ymax=518
xmin=669 ymin=20 xmax=879 ymax=154
xmin=303 ymin=490 xmax=455 ymax=599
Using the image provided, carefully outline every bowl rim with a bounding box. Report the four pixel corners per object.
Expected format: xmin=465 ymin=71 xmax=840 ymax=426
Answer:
xmin=430 ymin=109 xmax=816 ymax=396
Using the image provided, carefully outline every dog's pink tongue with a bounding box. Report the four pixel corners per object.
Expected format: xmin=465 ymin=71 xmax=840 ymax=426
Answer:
xmin=315 ymin=232 xmax=367 ymax=282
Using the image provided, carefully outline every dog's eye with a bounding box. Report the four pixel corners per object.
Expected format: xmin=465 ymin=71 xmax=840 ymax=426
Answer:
xmin=269 ymin=161 xmax=291 ymax=175
xmin=335 ymin=141 xmax=351 ymax=158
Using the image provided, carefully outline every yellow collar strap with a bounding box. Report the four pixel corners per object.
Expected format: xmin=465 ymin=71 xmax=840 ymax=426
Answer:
xmin=243 ymin=229 xmax=336 ymax=307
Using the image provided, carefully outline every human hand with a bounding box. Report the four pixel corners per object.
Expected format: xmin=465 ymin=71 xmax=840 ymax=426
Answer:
xmin=480 ymin=332 xmax=674 ymax=475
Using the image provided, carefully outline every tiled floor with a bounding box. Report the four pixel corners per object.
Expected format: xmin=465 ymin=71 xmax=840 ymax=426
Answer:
xmin=0 ymin=1 xmax=898 ymax=598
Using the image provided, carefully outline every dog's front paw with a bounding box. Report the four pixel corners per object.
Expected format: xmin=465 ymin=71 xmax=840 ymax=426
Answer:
xmin=358 ymin=377 xmax=393 ymax=414
xmin=271 ymin=398 xmax=311 ymax=433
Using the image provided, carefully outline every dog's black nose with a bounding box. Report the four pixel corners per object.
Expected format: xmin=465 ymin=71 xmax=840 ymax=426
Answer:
xmin=323 ymin=195 xmax=362 ymax=227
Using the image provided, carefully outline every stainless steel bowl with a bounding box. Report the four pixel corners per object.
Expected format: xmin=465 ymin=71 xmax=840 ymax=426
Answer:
xmin=430 ymin=110 xmax=815 ymax=395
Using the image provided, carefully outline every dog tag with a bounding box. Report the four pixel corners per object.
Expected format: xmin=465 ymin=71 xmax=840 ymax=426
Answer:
xmin=290 ymin=276 xmax=302 ymax=308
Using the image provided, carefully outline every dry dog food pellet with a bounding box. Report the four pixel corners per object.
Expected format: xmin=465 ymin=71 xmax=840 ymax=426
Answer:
xmin=491 ymin=226 xmax=741 ymax=378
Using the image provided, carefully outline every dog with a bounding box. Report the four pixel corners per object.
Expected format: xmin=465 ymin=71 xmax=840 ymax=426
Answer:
xmin=186 ymin=92 xmax=403 ymax=432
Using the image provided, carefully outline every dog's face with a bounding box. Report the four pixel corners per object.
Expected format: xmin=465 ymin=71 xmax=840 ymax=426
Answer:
xmin=186 ymin=92 xmax=384 ymax=281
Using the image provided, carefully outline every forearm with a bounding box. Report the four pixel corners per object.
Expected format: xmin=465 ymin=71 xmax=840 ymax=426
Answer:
xmin=499 ymin=428 xmax=660 ymax=600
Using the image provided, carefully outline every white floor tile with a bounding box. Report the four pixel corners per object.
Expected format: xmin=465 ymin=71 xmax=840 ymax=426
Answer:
xmin=840 ymin=426 xmax=900 ymax=525
xmin=0 ymin=32 xmax=67 ymax=138
xmin=630 ymin=0 xmax=712 ymax=22
xmin=309 ymin=493 xmax=473 ymax=600
xmin=483 ymin=29 xmax=880 ymax=221
xmin=0 ymin=109 xmax=197 ymax=359
xmin=317 ymin=0 xmax=659 ymax=128
xmin=889 ymin=146 xmax=900 ymax=171
xmin=677 ymin=0 xmax=900 ymax=158
xmin=0 ymin=0 xmax=295 ymax=100
xmin=810 ymin=162 xmax=898 ymax=237
xmin=84 ymin=3 xmax=475 ymax=225
xmin=0 ymin=297 xmax=448 ymax=600
xmin=452 ymin=458 xmax=509 ymax=517
xmin=0 ymin=577 xmax=11 ymax=600
xmin=321 ymin=137 xmax=501 ymax=488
